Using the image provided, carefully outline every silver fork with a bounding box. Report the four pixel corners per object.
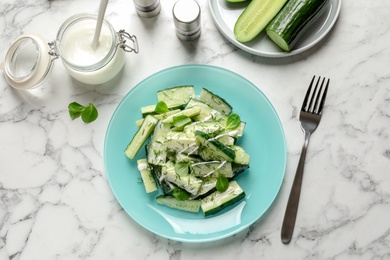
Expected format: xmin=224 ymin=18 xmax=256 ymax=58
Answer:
xmin=281 ymin=76 xmax=330 ymax=244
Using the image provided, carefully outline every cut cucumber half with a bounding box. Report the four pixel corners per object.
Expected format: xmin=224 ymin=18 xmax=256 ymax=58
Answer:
xmin=266 ymin=0 xmax=329 ymax=52
xmin=234 ymin=0 xmax=288 ymax=42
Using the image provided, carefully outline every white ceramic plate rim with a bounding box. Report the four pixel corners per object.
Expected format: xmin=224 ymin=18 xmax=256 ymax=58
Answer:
xmin=209 ymin=0 xmax=342 ymax=58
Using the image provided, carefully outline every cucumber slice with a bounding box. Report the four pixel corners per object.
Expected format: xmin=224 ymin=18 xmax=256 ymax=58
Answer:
xmin=161 ymin=161 xmax=202 ymax=195
xmin=215 ymin=134 xmax=235 ymax=146
xmin=140 ymin=104 xmax=181 ymax=118
xmin=190 ymin=161 xmax=233 ymax=178
xmin=234 ymin=0 xmax=288 ymax=42
xmin=194 ymin=177 xmax=218 ymax=198
xmin=125 ymin=115 xmax=158 ymax=159
xmin=195 ymin=130 xmax=235 ymax=162
xmin=266 ymin=0 xmax=329 ymax=52
xmin=157 ymin=85 xmax=195 ymax=109
xmin=186 ymin=98 xmax=226 ymax=122
xmin=201 ymin=181 xmax=245 ymax=216
xmin=223 ymin=121 xmax=246 ymax=138
xmin=199 ymin=88 xmax=232 ymax=116
xmin=140 ymin=105 xmax=156 ymax=117
xmin=184 ymin=120 xmax=223 ymax=137
xmin=165 ymin=131 xmax=198 ymax=155
xmin=137 ymin=159 xmax=158 ymax=193
xmin=156 ymin=195 xmax=201 ymax=213
xmin=136 ymin=109 xmax=181 ymax=127
xmin=147 ymin=121 xmax=170 ymax=165
xmin=232 ymin=163 xmax=250 ymax=179
xmin=161 ymin=106 xmax=201 ymax=124
xmin=175 ymin=153 xmax=202 ymax=163
xmin=232 ymin=145 xmax=250 ymax=165
xmin=150 ymin=164 xmax=176 ymax=195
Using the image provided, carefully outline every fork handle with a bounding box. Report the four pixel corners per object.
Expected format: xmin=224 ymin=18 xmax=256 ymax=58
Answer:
xmin=281 ymin=131 xmax=311 ymax=244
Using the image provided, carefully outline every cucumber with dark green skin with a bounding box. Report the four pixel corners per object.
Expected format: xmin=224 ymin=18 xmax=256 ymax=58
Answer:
xmin=149 ymin=164 xmax=176 ymax=195
xmin=266 ymin=0 xmax=329 ymax=52
xmin=201 ymin=181 xmax=245 ymax=216
xmin=125 ymin=115 xmax=158 ymax=159
xmin=195 ymin=130 xmax=236 ymax=162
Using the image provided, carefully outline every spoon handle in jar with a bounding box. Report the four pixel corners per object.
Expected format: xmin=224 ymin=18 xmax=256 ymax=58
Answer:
xmin=92 ymin=0 xmax=109 ymax=49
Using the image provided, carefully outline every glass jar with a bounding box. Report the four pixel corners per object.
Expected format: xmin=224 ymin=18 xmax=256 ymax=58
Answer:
xmin=1 ymin=13 xmax=139 ymax=90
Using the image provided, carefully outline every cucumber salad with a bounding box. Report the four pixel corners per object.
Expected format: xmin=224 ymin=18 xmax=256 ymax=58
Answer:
xmin=125 ymin=86 xmax=250 ymax=216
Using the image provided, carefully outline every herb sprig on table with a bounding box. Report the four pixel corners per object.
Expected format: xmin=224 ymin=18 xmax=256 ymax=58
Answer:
xmin=68 ymin=102 xmax=98 ymax=123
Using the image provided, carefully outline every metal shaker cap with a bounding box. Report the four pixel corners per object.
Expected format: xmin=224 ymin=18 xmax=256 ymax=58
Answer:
xmin=172 ymin=0 xmax=201 ymax=33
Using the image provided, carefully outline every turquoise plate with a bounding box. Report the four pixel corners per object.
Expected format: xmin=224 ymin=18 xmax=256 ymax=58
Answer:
xmin=104 ymin=65 xmax=286 ymax=242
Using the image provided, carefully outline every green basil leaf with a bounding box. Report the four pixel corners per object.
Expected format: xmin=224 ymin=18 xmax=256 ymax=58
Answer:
xmin=225 ymin=113 xmax=240 ymax=129
xmin=68 ymin=102 xmax=84 ymax=120
xmin=216 ymin=174 xmax=229 ymax=193
xmin=172 ymin=187 xmax=190 ymax=201
xmin=174 ymin=162 xmax=189 ymax=176
xmin=69 ymin=110 xmax=82 ymax=120
xmin=154 ymin=101 xmax=169 ymax=114
xmin=81 ymin=103 xmax=98 ymax=123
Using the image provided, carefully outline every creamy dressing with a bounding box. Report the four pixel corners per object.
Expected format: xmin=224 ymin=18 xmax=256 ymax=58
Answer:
xmin=137 ymin=162 xmax=149 ymax=171
xmin=61 ymin=19 xmax=112 ymax=67
xmin=159 ymin=175 xmax=165 ymax=182
xmin=213 ymin=132 xmax=231 ymax=140
xmin=202 ymin=110 xmax=219 ymax=121
xmin=57 ymin=15 xmax=126 ymax=85
xmin=177 ymin=142 xmax=198 ymax=156
xmin=203 ymin=161 xmax=227 ymax=178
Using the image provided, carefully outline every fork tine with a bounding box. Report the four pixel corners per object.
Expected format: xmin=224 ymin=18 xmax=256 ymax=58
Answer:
xmin=301 ymin=76 xmax=316 ymax=112
xmin=317 ymin=78 xmax=330 ymax=115
xmin=313 ymin=77 xmax=325 ymax=114
xmin=308 ymin=76 xmax=321 ymax=112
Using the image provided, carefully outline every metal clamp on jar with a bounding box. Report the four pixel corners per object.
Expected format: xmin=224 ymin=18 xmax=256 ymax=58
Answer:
xmin=1 ymin=13 xmax=139 ymax=90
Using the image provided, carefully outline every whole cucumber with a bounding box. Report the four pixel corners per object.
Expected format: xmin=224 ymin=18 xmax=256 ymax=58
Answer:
xmin=266 ymin=0 xmax=329 ymax=52
xmin=234 ymin=0 xmax=288 ymax=43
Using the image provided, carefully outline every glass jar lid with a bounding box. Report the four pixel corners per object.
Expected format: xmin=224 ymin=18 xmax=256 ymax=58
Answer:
xmin=2 ymin=33 xmax=57 ymax=90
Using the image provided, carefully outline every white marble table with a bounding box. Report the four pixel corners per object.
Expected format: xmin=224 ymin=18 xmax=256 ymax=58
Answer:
xmin=1 ymin=0 xmax=390 ymax=259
